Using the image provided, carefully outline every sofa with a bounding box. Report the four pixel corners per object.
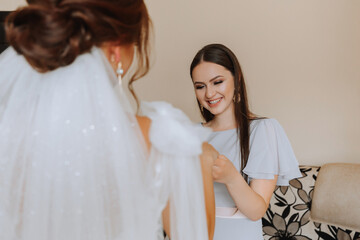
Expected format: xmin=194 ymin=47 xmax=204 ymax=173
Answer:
xmin=262 ymin=165 xmax=360 ymax=240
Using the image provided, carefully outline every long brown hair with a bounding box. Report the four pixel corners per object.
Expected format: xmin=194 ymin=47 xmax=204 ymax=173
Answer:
xmin=190 ymin=43 xmax=260 ymax=182
xmin=5 ymin=0 xmax=151 ymax=106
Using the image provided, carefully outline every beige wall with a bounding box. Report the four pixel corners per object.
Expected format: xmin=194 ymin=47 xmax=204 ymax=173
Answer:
xmin=3 ymin=0 xmax=360 ymax=166
xmin=138 ymin=0 xmax=360 ymax=166
xmin=0 ymin=0 xmax=26 ymax=10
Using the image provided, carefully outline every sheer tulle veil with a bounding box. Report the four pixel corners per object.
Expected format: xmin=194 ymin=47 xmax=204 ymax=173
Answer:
xmin=0 ymin=46 xmax=210 ymax=240
xmin=0 ymin=47 xmax=158 ymax=239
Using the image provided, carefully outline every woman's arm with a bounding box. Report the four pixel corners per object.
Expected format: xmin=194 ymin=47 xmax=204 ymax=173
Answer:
xmin=136 ymin=116 xmax=216 ymax=239
xmin=212 ymin=155 xmax=277 ymax=221
xmin=199 ymin=142 xmax=217 ymax=239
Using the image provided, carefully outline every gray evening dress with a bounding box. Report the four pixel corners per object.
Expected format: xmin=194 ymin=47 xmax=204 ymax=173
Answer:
xmin=207 ymin=119 xmax=302 ymax=240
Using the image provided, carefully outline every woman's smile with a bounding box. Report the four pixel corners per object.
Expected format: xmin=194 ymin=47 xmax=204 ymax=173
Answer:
xmin=207 ymin=97 xmax=223 ymax=107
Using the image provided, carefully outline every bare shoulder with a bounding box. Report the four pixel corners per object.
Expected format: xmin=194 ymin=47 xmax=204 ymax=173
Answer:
xmin=201 ymin=142 xmax=219 ymax=160
xmin=200 ymin=142 xmax=218 ymax=170
xmin=136 ymin=116 xmax=152 ymax=150
xmin=136 ymin=116 xmax=151 ymax=127
xmin=202 ymin=142 xmax=217 ymax=152
xmin=200 ymin=142 xmax=217 ymax=239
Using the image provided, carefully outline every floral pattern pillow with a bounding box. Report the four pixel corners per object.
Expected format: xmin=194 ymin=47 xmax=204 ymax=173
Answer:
xmin=262 ymin=166 xmax=360 ymax=240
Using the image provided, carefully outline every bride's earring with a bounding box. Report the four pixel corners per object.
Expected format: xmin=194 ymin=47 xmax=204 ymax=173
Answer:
xmin=200 ymin=105 xmax=204 ymax=112
xmin=116 ymin=62 xmax=124 ymax=85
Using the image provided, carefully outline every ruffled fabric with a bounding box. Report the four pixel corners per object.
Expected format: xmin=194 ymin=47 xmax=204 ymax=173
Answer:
xmin=243 ymin=119 xmax=302 ymax=186
xmin=142 ymin=101 xmax=212 ymax=240
xmin=142 ymin=101 xmax=211 ymax=156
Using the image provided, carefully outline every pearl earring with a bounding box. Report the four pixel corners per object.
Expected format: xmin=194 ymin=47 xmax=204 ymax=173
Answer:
xmin=116 ymin=62 xmax=124 ymax=85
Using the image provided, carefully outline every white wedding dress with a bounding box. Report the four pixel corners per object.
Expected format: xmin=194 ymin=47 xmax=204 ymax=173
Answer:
xmin=0 ymin=47 xmax=210 ymax=240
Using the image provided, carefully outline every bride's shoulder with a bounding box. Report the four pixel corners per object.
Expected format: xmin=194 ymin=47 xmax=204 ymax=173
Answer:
xmin=136 ymin=115 xmax=151 ymax=150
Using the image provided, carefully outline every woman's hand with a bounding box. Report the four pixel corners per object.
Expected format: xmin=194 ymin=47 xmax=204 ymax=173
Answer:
xmin=212 ymin=155 xmax=239 ymax=185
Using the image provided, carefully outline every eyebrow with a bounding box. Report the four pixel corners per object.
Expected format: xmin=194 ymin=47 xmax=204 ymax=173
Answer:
xmin=193 ymin=75 xmax=223 ymax=85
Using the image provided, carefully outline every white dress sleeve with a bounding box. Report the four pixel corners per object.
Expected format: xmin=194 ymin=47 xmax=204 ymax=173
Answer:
xmin=243 ymin=119 xmax=302 ymax=186
xmin=141 ymin=101 xmax=212 ymax=240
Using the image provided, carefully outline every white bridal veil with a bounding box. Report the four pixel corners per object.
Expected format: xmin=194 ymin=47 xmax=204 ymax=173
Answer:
xmin=0 ymin=47 xmax=210 ymax=240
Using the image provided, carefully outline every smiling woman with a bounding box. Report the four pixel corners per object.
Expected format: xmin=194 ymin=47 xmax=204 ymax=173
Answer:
xmin=190 ymin=43 xmax=302 ymax=240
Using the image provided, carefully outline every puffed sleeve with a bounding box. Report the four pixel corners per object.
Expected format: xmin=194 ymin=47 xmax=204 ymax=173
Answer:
xmin=141 ymin=101 xmax=211 ymax=155
xmin=243 ymin=119 xmax=302 ymax=186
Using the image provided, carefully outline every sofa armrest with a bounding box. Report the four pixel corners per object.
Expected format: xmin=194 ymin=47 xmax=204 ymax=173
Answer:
xmin=311 ymin=163 xmax=360 ymax=232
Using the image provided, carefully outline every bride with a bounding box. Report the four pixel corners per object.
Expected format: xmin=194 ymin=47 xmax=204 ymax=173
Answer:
xmin=0 ymin=0 xmax=216 ymax=239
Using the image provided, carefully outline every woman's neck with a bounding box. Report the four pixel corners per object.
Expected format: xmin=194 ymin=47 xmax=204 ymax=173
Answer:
xmin=205 ymin=107 xmax=237 ymax=132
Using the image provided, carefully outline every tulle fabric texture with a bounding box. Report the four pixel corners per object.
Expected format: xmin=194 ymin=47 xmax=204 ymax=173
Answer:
xmin=0 ymin=47 xmax=161 ymax=240
xmin=0 ymin=47 xmax=211 ymax=240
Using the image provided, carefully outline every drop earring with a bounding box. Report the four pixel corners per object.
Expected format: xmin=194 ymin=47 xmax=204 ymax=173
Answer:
xmin=116 ymin=62 xmax=124 ymax=85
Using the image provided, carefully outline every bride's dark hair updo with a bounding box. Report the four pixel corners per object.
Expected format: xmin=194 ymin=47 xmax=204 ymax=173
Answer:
xmin=5 ymin=0 xmax=151 ymax=76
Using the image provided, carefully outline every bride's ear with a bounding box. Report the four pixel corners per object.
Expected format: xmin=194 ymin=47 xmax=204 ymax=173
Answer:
xmin=101 ymin=44 xmax=122 ymax=72
xmin=110 ymin=46 xmax=122 ymax=62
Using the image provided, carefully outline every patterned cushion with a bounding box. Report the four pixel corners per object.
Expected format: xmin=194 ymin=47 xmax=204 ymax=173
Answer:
xmin=262 ymin=166 xmax=360 ymax=240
